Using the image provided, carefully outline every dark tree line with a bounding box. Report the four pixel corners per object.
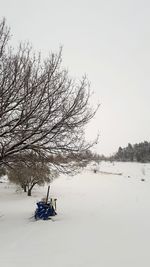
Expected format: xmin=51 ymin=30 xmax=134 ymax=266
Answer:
xmin=110 ymin=141 xmax=150 ymax=163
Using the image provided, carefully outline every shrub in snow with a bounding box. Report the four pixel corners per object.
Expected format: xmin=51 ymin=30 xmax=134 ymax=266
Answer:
xmin=7 ymin=153 xmax=57 ymax=196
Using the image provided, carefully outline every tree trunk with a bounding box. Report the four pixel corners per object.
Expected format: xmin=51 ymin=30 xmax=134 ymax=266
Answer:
xmin=27 ymin=183 xmax=36 ymax=196
xmin=23 ymin=185 xmax=27 ymax=192
xmin=27 ymin=188 xmax=32 ymax=196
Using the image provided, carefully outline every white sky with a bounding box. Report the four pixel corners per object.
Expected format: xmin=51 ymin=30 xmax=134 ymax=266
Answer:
xmin=1 ymin=0 xmax=150 ymax=155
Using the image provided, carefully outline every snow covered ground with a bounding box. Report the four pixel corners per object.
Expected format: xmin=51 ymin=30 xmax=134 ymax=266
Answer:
xmin=0 ymin=161 xmax=150 ymax=267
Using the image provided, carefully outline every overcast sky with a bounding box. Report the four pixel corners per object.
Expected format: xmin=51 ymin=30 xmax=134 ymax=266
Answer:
xmin=1 ymin=0 xmax=150 ymax=155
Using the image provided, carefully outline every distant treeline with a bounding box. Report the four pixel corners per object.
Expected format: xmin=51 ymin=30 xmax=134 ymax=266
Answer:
xmin=109 ymin=141 xmax=150 ymax=163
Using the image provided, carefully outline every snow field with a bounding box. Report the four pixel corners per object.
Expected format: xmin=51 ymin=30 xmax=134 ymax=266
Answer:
xmin=0 ymin=162 xmax=150 ymax=267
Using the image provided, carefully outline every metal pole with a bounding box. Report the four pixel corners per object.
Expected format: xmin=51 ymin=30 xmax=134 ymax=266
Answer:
xmin=54 ymin=198 xmax=57 ymax=211
xmin=46 ymin=185 xmax=50 ymax=204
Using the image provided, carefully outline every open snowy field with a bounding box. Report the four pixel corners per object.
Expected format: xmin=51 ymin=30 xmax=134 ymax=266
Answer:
xmin=0 ymin=161 xmax=150 ymax=267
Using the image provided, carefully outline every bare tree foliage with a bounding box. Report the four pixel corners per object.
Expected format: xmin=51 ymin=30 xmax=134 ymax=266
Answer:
xmin=0 ymin=18 xmax=99 ymax=169
xmin=0 ymin=18 xmax=10 ymax=57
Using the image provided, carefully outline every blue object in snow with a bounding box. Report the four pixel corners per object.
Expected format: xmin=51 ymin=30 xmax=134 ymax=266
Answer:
xmin=34 ymin=201 xmax=57 ymax=220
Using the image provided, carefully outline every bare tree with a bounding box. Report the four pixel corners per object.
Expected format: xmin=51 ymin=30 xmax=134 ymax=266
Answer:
xmin=8 ymin=152 xmax=56 ymax=196
xmin=0 ymin=19 xmax=99 ymax=168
